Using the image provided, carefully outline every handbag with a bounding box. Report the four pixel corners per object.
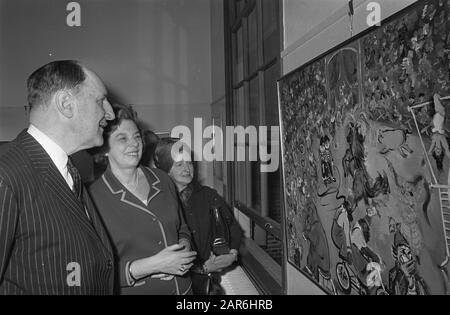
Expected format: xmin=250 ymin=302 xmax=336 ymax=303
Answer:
xmin=190 ymin=265 xmax=224 ymax=295
xmin=191 ymin=272 xmax=211 ymax=295
xmin=210 ymin=205 xmax=230 ymax=256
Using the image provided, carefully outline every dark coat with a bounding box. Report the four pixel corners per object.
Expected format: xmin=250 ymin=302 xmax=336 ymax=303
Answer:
xmin=88 ymin=166 xmax=192 ymax=295
xmin=182 ymin=183 xmax=242 ymax=264
xmin=0 ymin=130 xmax=114 ymax=294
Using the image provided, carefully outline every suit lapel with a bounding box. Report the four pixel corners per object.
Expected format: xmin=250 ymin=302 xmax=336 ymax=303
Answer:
xmin=18 ymin=130 xmax=112 ymax=254
xmin=82 ymin=190 xmax=114 ymax=255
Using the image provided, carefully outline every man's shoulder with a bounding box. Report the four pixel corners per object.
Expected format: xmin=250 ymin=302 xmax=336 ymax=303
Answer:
xmin=0 ymin=139 xmax=27 ymax=174
xmin=0 ymin=139 xmax=17 ymax=159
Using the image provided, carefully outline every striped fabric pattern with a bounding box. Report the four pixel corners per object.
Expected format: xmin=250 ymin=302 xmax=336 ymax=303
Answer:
xmin=0 ymin=130 xmax=114 ymax=294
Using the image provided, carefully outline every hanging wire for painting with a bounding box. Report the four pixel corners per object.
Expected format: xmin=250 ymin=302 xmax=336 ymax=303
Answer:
xmin=348 ymin=0 xmax=354 ymax=38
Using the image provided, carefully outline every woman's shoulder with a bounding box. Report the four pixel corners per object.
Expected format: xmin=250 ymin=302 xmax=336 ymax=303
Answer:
xmin=141 ymin=166 xmax=167 ymax=179
xmin=88 ymin=174 xmax=107 ymax=193
xmin=192 ymin=184 xmax=226 ymax=204
xmin=192 ymin=183 xmax=217 ymax=196
xmin=141 ymin=166 xmax=176 ymax=189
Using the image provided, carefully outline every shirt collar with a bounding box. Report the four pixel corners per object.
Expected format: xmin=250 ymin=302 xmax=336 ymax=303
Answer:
xmin=27 ymin=124 xmax=68 ymax=173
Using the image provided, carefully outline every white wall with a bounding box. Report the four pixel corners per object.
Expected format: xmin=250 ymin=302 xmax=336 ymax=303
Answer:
xmin=0 ymin=0 xmax=213 ymax=184
xmin=283 ymin=0 xmax=417 ymax=73
xmin=282 ymin=0 xmax=418 ymax=295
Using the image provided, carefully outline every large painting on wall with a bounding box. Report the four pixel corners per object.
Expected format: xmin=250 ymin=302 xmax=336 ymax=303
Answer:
xmin=279 ymin=0 xmax=450 ymax=295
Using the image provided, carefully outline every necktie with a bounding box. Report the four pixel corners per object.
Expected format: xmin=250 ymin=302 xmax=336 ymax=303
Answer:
xmin=67 ymin=158 xmax=90 ymax=220
xmin=67 ymin=158 xmax=82 ymax=200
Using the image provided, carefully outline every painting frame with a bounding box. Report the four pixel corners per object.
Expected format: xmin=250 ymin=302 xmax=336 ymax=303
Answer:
xmin=278 ymin=0 xmax=450 ymax=295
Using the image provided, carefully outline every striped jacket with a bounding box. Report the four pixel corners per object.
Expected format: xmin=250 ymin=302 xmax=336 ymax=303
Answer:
xmin=0 ymin=130 xmax=114 ymax=294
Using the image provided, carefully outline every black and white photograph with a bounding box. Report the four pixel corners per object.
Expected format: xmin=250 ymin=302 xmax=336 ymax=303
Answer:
xmin=0 ymin=0 xmax=449 ymax=298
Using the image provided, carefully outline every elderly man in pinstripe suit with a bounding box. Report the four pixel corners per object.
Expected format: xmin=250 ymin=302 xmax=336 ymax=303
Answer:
xmin=0 ymin=60 xmax=116 ymax=294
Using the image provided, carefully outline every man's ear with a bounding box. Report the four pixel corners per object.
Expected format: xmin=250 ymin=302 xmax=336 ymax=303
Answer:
xmin=54 ymin=90 xmax=75 ymax=118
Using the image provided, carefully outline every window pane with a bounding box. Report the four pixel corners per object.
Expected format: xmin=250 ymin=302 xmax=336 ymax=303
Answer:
xmin=249 ymin=77 xmax=260 ymax=210
xmin=264 ymin=62 xmax=280 ymax=126
xmin=253 ymin=223 xmax=282 ymax=266
xmin=235 ymin=161 xmax=247 ymax=203
xmin=251 ymin=161 xmax=261 ymax=210
xmin=234 ymin=86 xmax=245 ymax=125
xmin=267 ymin=168 xmax=281 ymax=222
xmin=234 ymin=87 xmax=246 ymax=203
xmin=262 ymin=0 xmax=279 ymax=63
xmin=249 ymin=76 xmax=259 ymax=127
xmin=233 ymin=27 xmax=244 ymax=84
xmin=237 ymin=0 xmax=246 ymax=17
xmin=212 ymin=116 xmax=224 ymax=181
xmin=248 ymin=8 xmax=258 ymax=75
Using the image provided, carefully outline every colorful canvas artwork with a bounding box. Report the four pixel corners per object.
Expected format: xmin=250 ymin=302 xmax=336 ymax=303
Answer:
xmin=279 ymin=0 xmax=450 ymax=295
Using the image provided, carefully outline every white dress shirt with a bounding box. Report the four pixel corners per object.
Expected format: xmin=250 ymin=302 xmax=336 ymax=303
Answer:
xmin=27 ymin=124 xmax=74 ymax=190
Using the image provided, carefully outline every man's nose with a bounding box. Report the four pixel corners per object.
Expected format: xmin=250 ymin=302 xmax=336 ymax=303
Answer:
xmin=104 ymin=99 xmax=115 ymax=120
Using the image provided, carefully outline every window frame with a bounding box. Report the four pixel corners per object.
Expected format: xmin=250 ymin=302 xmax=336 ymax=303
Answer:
xmin=224 ymin=0 xmax=286 ymax=295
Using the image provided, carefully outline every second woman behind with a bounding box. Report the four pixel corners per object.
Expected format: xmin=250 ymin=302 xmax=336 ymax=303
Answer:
xmin=155 ymin=138 xmax=243 ymax=295
xmin=88 ymin=104 xmax=196 ymax=295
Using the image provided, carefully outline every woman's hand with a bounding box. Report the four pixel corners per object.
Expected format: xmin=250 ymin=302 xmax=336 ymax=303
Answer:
xmin=130 ymin=244 xmax=196 ymax=279
xmin=213 ymin=254 xmax=236 ymax=269
xmin=203 ymin=254 xmax=221 ymax=273
xmin=203 ymin=251 xmax=237 ymax=273
xmin=178 ymin=238 xmax=191 ymax=252
xmin=154 ymin=244 xmax=196 ymax=275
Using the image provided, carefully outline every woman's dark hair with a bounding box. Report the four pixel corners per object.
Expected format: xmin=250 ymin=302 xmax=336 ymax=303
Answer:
xmin=154 ymin=137 xmax=196 ymax=176
xmin=100 ymin=103 xmax=141 ymax=154
xmin=433 ymin=148 xmax=445 ymax=171
xmin=154 ymin=137 xmax=180 ymax=173
xmin=141 ymin=130 xmax=160 ymax=167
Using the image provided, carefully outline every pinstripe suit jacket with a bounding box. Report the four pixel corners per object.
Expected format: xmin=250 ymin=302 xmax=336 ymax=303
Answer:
xmin=0 ymin=130 xmax=114 ymax=294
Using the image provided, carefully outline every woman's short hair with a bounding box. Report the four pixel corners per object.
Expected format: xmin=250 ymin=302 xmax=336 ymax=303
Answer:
xmin=154 ymin=137 xmax=179 ymax=173
xmin=141 ymin=130 xmax=160 ymax=167
xmin=100 ymin=103 xmax=141 ymax=154
xmin=154 ymin=138 xmax=197 ymax=179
